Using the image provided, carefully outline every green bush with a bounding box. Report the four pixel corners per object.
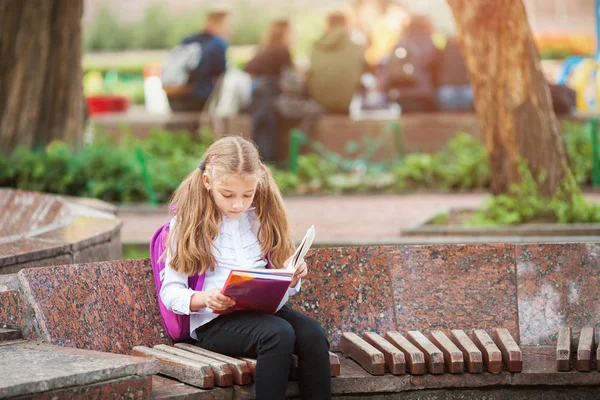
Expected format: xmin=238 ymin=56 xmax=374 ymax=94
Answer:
xmin=563 ymin=121 xmax=593 ymax=185
xmin=394 ymin=133 xmax=490 ymax=190
xmin=470 ymin=161 xmax=600 ymax=226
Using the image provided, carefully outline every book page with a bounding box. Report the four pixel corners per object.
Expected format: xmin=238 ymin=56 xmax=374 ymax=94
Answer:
xmin=286 ymin=225 xmax=315 ymax=272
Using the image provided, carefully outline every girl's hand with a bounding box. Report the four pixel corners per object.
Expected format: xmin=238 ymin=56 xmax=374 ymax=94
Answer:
xmin=289 ymin=259 xmax=308 ymax=288
xmin=202 ymin=288 xmax=235 ymax=311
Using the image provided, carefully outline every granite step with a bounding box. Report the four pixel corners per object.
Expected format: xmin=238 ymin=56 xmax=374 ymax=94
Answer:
xmin=0 ymin=341 xmax=158 ymax=399
xmin=0 ymin=328 xmax=22 ymax=342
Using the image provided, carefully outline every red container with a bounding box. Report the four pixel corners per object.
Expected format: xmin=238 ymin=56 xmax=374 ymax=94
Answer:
xmin=86 ymin=95 xmax=130 ymax=116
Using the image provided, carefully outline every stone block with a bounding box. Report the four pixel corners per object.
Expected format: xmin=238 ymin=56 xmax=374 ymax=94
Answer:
xmin=0 ymin=342 xmax=157 ymax=399
xmin=390 ymin=244 xmax=519 ymax=340
xmin=516 ymin=243 xmax=600 ymax=346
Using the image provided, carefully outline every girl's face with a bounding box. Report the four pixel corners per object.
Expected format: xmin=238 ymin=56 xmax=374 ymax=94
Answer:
xmin=203 ymin=173 xmax=258 ymax=220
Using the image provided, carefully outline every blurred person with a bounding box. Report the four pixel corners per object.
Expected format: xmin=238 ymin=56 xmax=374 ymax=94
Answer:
xmin=245 ymin=20 xmax=321 ymax=163
xmin=344 ymin=0 xmax=408 ymax=68
xmin=162 ymin=11 xmax=231 ymax=112
xmin=435 ymin=37 xmax=474 ymax=111
xmin=308 ymin=12 xmax=366 ymax=113
xmin=379 ymin=14 xmax=439 ymax=112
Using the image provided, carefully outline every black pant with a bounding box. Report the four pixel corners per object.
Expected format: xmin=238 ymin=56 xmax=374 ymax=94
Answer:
xmin=194 ymin=306 xmax=332 ymax=399
xmin=250 ymin=77 xmax=282 ymax=163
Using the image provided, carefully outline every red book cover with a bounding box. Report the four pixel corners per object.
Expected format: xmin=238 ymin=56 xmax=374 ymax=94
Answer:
xmin=214 ymin=270 xmax=293 ymax=315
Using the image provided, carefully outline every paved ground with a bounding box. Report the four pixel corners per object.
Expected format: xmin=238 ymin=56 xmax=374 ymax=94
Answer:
xmin=117 ymin=191 xmax=600 ymax=245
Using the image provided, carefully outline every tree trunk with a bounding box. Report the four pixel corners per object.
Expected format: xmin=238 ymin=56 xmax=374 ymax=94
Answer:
xmin=0 ymin=0 xmax=84 ymax=153
xmin=447 ymin=0 xmax=568 ymax=196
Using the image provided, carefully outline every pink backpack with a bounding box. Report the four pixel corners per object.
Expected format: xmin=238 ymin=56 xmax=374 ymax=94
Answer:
xmin=150 ymin=220 xmax=206 ymax=342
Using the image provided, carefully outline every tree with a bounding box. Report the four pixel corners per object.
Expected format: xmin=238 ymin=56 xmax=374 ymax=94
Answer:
xmin=0 ymin=0 xmax=85 ymax=153
xmin=447 ymin=0 xmax=569 ymax=196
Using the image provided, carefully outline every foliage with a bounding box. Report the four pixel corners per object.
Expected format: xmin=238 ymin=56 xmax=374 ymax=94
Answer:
xmin=84 ymin=7 xmax=133 ymax=51
xmin=83 ymin=2 xmax=324 ymax=55
xmin=470 ymin=161 xmax=600 ymax=226
xmin=394 ymin=133 xmax=490 ymax=190
xmin=563 ymin=121 xmax=593 ymax=185
xmin=1 ymin=122 xmax=598 ymax=213
xmin=0 ymin=128 xmax=214 ymax=203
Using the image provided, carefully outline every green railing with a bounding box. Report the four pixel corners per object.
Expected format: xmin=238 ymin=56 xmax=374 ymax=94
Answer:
xmin=288 ymin=120 xmax=404 ymax=174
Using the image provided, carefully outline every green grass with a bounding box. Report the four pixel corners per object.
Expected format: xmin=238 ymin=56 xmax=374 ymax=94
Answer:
xmin=123 ymin=244 xmax=150 ymax=260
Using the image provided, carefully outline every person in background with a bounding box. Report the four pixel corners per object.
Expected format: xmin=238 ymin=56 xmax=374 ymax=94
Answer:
xmin=162 ymin=11 xmax=231 ymax=112
xmin=380 ymin=15 xmax=439 ymax=112
xmin=244 ymin=20 xmax=294 ymax=163
xmin=308 ymin=12 xmax=366 ymax=113
xmin=435 ymin=37 xmax=474 ymax=111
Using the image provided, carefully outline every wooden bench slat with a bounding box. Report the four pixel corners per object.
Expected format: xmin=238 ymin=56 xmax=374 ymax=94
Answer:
xmin=450 ymin=329 xmax=483 ymax=374
xmin=385 ymin=331 xmax=425 ymax=375
xmin=329 ymin=352 xmax=341 ymax=377
xmin=132 ymin=346 xmax=214 ymax=389
xmin=154 ymin=344 xmax=232 ymax=387
xmin=363 ymin=332 xmax=406 ymax=375
xmin=556 ymin=327 xmax=572 ymax=372
xmin=471 ymin=330 xmax=502 ymax=373
xmin=340 ymin=332 xmax=385 ymax=375
xmin=492 ymin=328 xmax=522 ymax=373
xmin=236 ymin=357 xmax=257 ymax=378
xmin=429 ymin=330 xmax=464 ymax=374
xmin=577 ymin=326 xmax=594 ymax=372
xmin=407 ymin=331 xmax=445 ymax=374
xmin=174 ymin=343 xmax=252 ymax=385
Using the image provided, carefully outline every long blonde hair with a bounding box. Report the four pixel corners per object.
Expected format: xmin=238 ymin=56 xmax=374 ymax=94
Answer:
xmin=166 ymin=136 xmax=294 ymax=276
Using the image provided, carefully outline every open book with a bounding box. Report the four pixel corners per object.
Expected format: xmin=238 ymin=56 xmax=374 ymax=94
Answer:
xmin=213 ymin=225 xmax=315 ymax=315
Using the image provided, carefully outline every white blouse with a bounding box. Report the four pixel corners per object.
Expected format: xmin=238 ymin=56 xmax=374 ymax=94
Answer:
xmin=160 ymin=208 xmax=301 ymax=339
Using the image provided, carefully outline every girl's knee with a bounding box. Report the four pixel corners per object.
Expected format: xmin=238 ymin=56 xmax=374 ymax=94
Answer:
xmin=259 ymin=318 xmax=296 ymax=351
xmin=296 ymin=319 xmax=328 ymax=347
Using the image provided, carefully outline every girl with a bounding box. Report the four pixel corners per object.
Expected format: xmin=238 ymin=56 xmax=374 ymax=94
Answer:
xmin=160 ymin=136 xmax=332 ymax=399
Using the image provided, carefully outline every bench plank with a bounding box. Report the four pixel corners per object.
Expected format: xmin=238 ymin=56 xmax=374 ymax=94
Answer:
xmin=384 ymin=331 xmax=425 ymax=375
xmin=174 ymin=343 xmax=252 ymax=385
xmin=329 ymin=352 xmax=341 ymax=377
xmin=340 ymin=332 xmax=385 ymax=375
xmin=450 ymin=329 xmax=483 ymax=373
xmin=363 ymin=332 xmax=406 ymax=375
xmin=556 ymin=327 xmax=572 ymax=372
xmin=577 ymin=326 xmax=594 ymax=372
xmin=407 ymin=331 xmax=445 ymax=374
xmin=154 ymin=344 xmax=233 ymax=387
xmin=132 ymin=346 xmax=214 ymax=389
xmin=429 ymin=330 xmax=464 ymax=374
xmin=492 ymin=328 xmax=522 ymax=373
xmin=236 ymin=357 xmax=257 ymax=378
xmin=471 ymin=330 xmax=502 ymax=373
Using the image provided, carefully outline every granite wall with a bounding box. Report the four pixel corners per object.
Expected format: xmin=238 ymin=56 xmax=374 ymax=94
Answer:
xmin=3 ymin=243 xmax=599 ymax=354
